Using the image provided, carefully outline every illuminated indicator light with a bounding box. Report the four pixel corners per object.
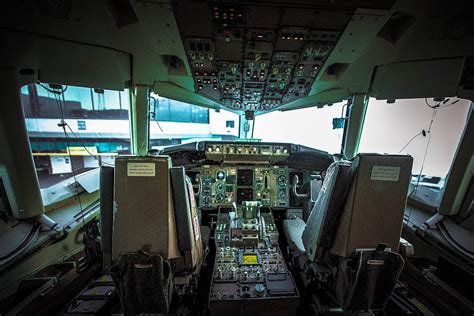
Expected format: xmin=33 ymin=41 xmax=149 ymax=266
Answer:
xmin=294 ymin=37 xmax=298 ymax=40
xmin=200 ymin=63 xmax=204 ymax=67
xmin=198 ymin=85 xmax=203 ymax=90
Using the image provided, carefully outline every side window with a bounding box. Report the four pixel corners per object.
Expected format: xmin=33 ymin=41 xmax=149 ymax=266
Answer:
xmin=21 ymin=83 xmax=132 ymax=191
xmin=359 ymin=98 xmax=471 ymax=179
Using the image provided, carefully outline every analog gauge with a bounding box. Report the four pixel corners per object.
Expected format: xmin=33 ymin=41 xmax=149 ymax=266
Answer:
xmin=216 ymin=170 xmax=226 ymax=181
xmin=202 ymin=196 xmax=211 ymax=206
xmin=203 ymin=176 xmax=213 ymax=186
xmin=216 ymin=193 xmax=225 ymax=203
xmin=216 ymin=182 xmax=225 ymax=192
xmin=278 ymin=190 xmax=286 ymax=200
xmin=277 ymin=175 xmax=287 ymax=187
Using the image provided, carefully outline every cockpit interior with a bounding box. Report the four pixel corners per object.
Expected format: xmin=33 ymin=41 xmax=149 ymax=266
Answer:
xmin=0 ymin=0 xmax=473 ymax=315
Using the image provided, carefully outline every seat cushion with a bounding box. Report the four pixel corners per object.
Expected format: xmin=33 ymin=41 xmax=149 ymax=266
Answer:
xmin=283 ymin=218 xmax=306 ymax=254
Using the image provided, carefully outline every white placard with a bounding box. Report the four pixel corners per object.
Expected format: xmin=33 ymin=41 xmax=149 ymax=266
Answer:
xmin=371 ymin=166 xmax=400 ymax=182
xmin=127 ymin=162 xmax=156 ymax=177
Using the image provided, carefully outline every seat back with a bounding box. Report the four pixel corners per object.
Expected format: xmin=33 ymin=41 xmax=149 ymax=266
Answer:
xmin=331 ymin=154 xmax=413 ymax=257
xmin=339 ymin=246 xmax=404 ymax=311
xmin=113 ymin=156 xmax=179 ymax=260
xmin=302 ymin=160 xmax=353 ymax=262
xmin=110 ymin=252 xmax=173 ymax=314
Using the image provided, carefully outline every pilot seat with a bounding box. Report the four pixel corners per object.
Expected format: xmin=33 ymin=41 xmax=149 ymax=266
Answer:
xmin=110 ymin=156 xmax=206 ymax=315
xmin=283 ymin=153 xmax=413 ymax=313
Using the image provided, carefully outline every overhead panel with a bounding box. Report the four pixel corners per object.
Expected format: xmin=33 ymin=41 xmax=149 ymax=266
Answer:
xmin=174 ymin=1 xmax=359 ymax=112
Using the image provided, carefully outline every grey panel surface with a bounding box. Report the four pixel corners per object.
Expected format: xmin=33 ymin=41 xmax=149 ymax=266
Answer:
xmin=302 ymin=161 xmax=352 ymax=261
xmin=283 ymin=218 xmax=306 ymax=254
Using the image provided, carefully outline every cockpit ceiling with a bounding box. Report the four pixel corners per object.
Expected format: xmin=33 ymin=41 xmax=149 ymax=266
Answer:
xmin=171 ymin=0 xmax=398 ymax=113
xmin=174 ymin=2 xmax=352 ymax=112
xmin=1 ymin=0 xmax=474 ymax=113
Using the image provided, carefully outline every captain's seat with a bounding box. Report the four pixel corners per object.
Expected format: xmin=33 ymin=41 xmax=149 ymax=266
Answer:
xmin=110 ymin=156 xmax=204 ymax=314
xmin=284 ymin=153 xmax=413 ymax=312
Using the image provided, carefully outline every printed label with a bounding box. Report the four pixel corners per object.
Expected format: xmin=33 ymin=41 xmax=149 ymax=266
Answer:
xmin=371 ymin=166 xmax=400 ymax=182
xmin=127 ymin=162 xmax=156 ymax=177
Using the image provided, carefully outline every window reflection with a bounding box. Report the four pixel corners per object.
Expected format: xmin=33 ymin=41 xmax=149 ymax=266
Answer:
xmin=21 ymin=83 xmax=132 ymax=189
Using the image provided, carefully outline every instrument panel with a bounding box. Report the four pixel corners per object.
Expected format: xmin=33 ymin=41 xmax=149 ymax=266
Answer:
xmin=199 ymin=165 xmax=289 ymax=208
xmin=175 ymin=2 xmax=346 ymax=112
xmin=205 ymin=142 xmax=290 ymax=162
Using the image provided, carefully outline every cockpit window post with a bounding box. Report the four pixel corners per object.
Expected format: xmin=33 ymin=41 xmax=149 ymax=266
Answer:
xmin=440 ymin=102 xmax=474 ymax=217
xmin=130 ymin=85 xmax=149 ymax=155
xmin=0 ymin=68 xmax=44 ymax=218
xmin=342 ymin=94 xmax=369 ymax=159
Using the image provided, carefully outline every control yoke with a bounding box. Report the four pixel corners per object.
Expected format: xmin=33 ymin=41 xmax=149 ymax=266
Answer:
xmin=292 ymin=175 xmax=309 ymax=198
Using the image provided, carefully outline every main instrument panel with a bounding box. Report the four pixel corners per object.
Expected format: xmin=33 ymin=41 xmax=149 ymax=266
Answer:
xmin=199 ymin=165 xmax=289 ymax=208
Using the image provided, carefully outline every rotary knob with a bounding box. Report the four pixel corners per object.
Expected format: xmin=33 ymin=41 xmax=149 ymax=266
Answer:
xmin=254 ymin=284 xmax=265 ymax=297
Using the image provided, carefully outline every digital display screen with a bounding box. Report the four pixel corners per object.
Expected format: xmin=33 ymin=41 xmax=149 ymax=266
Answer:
xmin=242 ymin=254 xmax=258 ymax=265
xmin=237 ymin=169 xmax=253 ymax=186
xmin=237 ymin=188 xmax=253 ymax=205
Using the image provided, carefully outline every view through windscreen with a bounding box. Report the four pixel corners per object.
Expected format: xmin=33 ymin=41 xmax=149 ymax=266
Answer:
xmin=21 ymin=84 xmax=471 ymax=194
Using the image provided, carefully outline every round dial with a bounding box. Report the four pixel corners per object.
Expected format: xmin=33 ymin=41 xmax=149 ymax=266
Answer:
xmin=216 ymin=193 xmax=225 ymax=203
xmin=216 ymin=170 xmax=226 ymax=181
xmin=216 ymin=182 xmax=225 ymax=192
xmin=202 ymin=196 xmax=211 ymax=206
xmin=203 ymin=176 xmax=213 ymax=186
xmin=278 ymin=190 xmax=286 ymax=200
xmin=277 ymin=175 xmax=287 ymax=187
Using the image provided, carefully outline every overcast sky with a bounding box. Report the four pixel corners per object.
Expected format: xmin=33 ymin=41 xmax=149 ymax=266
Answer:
xmin=254 ymin=98 xmax=471 ymax=177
